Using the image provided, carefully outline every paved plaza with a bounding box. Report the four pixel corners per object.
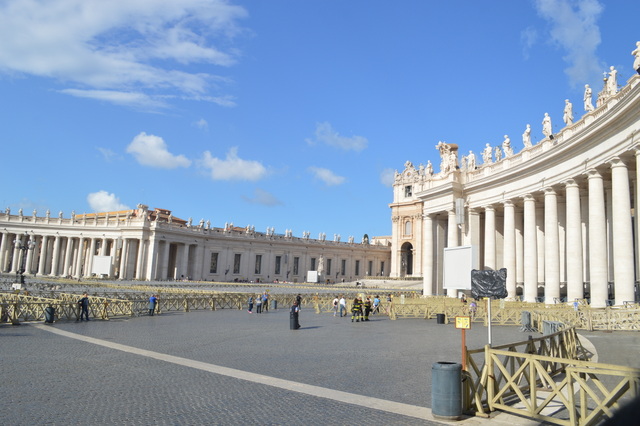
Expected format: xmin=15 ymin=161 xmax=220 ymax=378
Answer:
xmin=1 ymin=297 xmax=639 ymax=425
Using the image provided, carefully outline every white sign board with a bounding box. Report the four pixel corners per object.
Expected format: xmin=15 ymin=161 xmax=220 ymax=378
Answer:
xmin=307 ymin=270 xmax=318 ymax=283
xmin=443 ymin=246 xmax=476 ymax=290
xmin=91 ymin=255 xmax=112 ymax=275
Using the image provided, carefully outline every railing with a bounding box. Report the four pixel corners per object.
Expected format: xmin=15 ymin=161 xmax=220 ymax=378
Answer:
xmin=463 ymin=326 xmax=640 ymax=425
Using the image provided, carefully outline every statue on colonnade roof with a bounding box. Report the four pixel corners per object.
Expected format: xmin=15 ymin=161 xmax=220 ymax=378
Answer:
xmin=633 ymin=41 xmax=640 ymax=74
xmin=435 ymin=141 xmax=458 ymax=174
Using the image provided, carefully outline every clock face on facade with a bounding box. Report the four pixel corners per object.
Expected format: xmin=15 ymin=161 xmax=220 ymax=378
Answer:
xmin=455 ymin=316 xmax=471 ymax=329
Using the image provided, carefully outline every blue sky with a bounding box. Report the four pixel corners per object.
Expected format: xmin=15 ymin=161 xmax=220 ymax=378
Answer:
xmin=0 ymin=0 xmax=638 ymax=240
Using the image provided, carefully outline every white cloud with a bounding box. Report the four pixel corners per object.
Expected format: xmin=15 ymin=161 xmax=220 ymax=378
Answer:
xmin=242 ymin=188 xmax=283 ymax=206
xmin=87 ymin=190 xmax=129 ymax=212
xmin=194 ymin=118 xmax=209 ymax=130
xmin=308 ymin=166 xmax=345 ymax=186
xmin=126 ymin=132 xmax=192 ymax=169
xmin=310 ymin=122 xmax=368 ymax=151
xmin=97 ymin=147 xmax=119 ymax=162
xmin=0 ymin=0 xmax=247 ymax=107
xmin=200 ymin=147 xmax=267 ymax=181
xmin=61 ymin=89 xmax=168 ymax=110
xmin=380 ymin=168 xmax=396 ymax=187
xmin=533 ymin=0 xmax=604 ymax=86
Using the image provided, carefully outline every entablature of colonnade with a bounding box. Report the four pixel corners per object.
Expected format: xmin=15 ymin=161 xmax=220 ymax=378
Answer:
xmin=410 ymin=74 xmax=640 ymax=209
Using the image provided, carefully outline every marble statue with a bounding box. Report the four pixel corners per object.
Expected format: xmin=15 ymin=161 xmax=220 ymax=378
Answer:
xmin=563 ymin=99 xmax=574 ymax=125
xmin=206 ymin=220 xmax=211 ymax=229
xmin=435 ymin=141 xmax=457 ymax=173
xmin=32 ymin=209 xmax=37 ymax=218
xmin=467 ymin=151 xmax=476 ymax=170
xmin=633 ymin=41 xmax=640 ymax=74
xmin=425 ymin=160 xmax=433 ymax=175
xmin=461 ymin=155 xmax=468 ymax=171
xmin=502 ymin=135 xmax=513 ymax=157
xmin=58 ymin=211 xmax=63 ymax=219
xmin=542 ymin=113 xmax=552 ymax=138
xmin=522 ymin=124 xmax=532 ymax=148
xmin=607 ymin=66 xmax=618 ymax=95
xmin=18 ymin=208 xmax=23 ymax=216
xmin=494 ymin=146 xmax=502 ymax=162
xmin=168 ymin=213 xmax=173 ymax=223
xmin=482 ymin=143 xmax=492 ymax=164
xmin=584 ymin=84 xmax=594 ymax=112
xmin=187 ymin=217 xmax=193 ymax=227
xmin=4 ymin=207 xmax=9 ymax=215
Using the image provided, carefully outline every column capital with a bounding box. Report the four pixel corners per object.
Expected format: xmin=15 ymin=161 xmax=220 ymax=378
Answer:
xmin=564 ymin=178 xmax=580 ymax=188
xmin=585 ymin=168 xmax=603 ymax=179
xmin=503 ymin=199 xmax=515 ymax=208
xmin=543 ymin=187 xmax=557 ymax=195
xmin=483 ymin=205 xmax=496 ymax=212
xmin=522 ymin=193 xmax=536 ymax=202
xmin=608 ymin=156 xmax=628 ymax=169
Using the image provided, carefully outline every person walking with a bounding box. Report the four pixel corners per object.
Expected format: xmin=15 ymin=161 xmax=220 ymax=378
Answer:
xmin=256 ymin=294 xmax=263 ymax=314
xmin=372 ymin=295 xmax=380 ymax=314
xmin=78 ymin=292 xmax=90 ymax=321
xmin=363 ymin=297 xmax=372 ymax=321
xmin=262 ymin=292 xmax=269 ymax=312
xmin=248 ymin=295 xmax=254 ymax=313
xmin=148 ymin=294 xmax=158 ymax=316
xmin=351 ymin=297 xmax=363 ymax=322
xmin=332 ymin=296 xmax=339 ymax=316
xmin=339 ymin=296 xmax=347 ymax=317
xmin=290 ymin=300 xmax=301 ymax=329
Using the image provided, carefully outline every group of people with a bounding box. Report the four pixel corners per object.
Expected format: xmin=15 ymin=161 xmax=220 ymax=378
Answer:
xmin=247 ymin=291 xmax=270 ymax=314
xmin=331 ymin=295 xmax=383 ymax=322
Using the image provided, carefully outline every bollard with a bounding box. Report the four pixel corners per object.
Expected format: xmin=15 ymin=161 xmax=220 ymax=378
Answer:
xmin=44 ymin=306 xmax=55 ymax=324
xmin=432 ymin=362 xmax=462 ymax=420
xmin=271 ymin=299 xmax=277 ymax=310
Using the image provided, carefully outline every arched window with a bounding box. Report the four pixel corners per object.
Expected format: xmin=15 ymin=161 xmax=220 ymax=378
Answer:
xmin=404 ymin=220 xmax=412 ymax=236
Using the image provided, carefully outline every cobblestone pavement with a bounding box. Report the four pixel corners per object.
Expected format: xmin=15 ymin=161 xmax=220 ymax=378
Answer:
xmin=2 ymin=300 xmax=632 ymax=426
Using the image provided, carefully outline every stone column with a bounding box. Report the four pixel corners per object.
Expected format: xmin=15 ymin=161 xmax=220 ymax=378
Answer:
xmin=422 ymin=214 xmax=434 ymax=296
xmin=135 ymin=239 xmax=146 ymax=280
xmin=120 ymin=239 xmax=129 ymax=279
xmin=87 ymin=238 xmax=97 ymax=278
xmin=63 ymin=237 xmax=74 ymax=277
xmin=10 ymin=234 xmax=22 ymax=273
xmin=161 ymin=241 xmax=171 ymax=280
xmin=37 ymin=235 xmax=49 ymax=276
xmin=544 ymin=188 xmax=560 ymax=304
xmin=100 ymin=237 xmax=108 ymax=256
xmin=523 ymin=194 xmax=538 ymax=303
xmin=484 ymin=205 xmax=496 ymax=269
xmin=0 ymin=231 xmax=8 ymax=272
xmin=610 ymin=158 xmax=635 ymax=305
xmin=587 ymin=169 xmax=608 ymax=308
xmin=503 ymin=200 xmax=517 ymax=299
xmin=515 ymin=208 xmax=524 ymax=287
xmin=25 ymin=236 xmax=36 ymax=275
xmin=74 ymin=237 xmax=85 ymax=278
xmin=565 ymin=180 xmax=584 ymax=302
xmin=50 ymin=234 xmax=61 ymax=276
xmin=446 ymin=210 xmax=458 ymax=297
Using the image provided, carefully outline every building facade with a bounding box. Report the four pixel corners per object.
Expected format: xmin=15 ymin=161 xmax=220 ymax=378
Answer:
xmin=0 ymin=205 xmax=390 ymax=283
xmin=390 ymin=71 xmax=640 ymax=307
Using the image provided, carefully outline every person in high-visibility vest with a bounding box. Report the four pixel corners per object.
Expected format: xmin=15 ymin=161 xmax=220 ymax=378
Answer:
xmin=351 ymin=297 xmax=363 ymax=322
xmin=363 ymin=297 xmax=372 ymax=321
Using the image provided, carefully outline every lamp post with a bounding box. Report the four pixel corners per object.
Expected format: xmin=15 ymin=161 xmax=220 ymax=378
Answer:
xmin=13 ymin=233 xmax=36 ymax=285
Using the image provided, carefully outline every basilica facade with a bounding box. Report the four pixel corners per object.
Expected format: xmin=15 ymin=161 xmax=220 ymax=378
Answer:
xmin=390 ymin=66 xmax=640 ymax=307
xmin=0 ymin=205 xmax=390 ymax=284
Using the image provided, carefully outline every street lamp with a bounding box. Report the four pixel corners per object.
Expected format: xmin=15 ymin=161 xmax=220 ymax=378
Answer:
xmin=13 ymin=232 xmax=36 ymax=285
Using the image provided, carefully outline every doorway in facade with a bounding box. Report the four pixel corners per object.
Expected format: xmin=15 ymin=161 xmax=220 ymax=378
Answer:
xmin=400 ymin=242 xmax=413 ymax=276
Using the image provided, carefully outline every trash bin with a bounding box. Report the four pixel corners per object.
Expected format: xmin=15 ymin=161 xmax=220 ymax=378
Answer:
xmin=271 ymin=299 xmax=277 ymax=310
xmin=436 ymin=313 xmax=445 ymax=324
xmin=432 ymin=362 xmax=462 ymax=420
xmin=289 ymin=311 xmax=298 ymax=330
xmin=44 ymin=306 xmax=55 ymax=323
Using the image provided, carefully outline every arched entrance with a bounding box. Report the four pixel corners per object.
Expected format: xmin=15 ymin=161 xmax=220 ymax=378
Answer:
xmin=400 ymin=242 xmax=413 ymax=277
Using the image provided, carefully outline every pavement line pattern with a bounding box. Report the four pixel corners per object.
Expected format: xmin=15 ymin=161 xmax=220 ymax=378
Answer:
xmin=35 ymin=324 xmax=436 ymax=422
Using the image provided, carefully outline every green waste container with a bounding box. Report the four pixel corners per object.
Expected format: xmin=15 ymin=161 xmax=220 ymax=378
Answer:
xmin=432 ymin=362 xmax=462 ymax=420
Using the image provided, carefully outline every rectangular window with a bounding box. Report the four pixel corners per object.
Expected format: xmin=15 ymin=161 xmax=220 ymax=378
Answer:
xmin=355 ymin=260 xmax=360 ymax=276
xmin=327 ymin=258 xmax=332 ymax=275
xmin=255 ymin=254 xmax=262 ymax=274
xmin=310 ymin=257 xmax=316 ymax=271
xmin=380 ymin=261 xmax=385 ymax=276
xmin=405 ymin=185 xmax=412 ymax=197
xmin=275 ymin=256 xmax=281 ymax=275
xmin=209 ymin=252 xmax=218 ymax=274
xmin=233 ymin=253 xmax=241 ymax=274
xmin=368 ymin=260 xmax=373 ymax=276
xmin=293 ymin=257 xmax=299 ymax=275
xmin=341 ymin=259 xmax=346 ymax=276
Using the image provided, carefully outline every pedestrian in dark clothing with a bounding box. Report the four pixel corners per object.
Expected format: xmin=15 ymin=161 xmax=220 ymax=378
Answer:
xmin=290 ymin=301 xmax=301 ymax=329
xmin=248 ymin=296 xmax=254 ymax=313
xmin=149 ymin=294 xmax=158 ymax=316
xmin=256 ymin=295 xmax=263 ymax=314
xmin=296 ymin=294 xmax=302 ymax=308
xmin=78 ymin=292 xmax=90 ymax=321
xmin=363 ymin=297 xmax=372 ymax=321
xmin=351 ymin=297 xmax=363 ymax=322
